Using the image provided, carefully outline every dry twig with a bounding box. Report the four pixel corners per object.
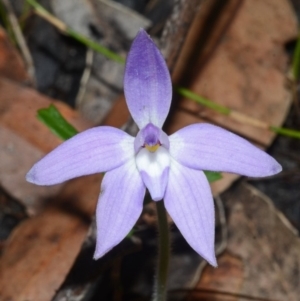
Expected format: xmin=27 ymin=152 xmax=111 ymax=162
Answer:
xmin=1 ymin=0 xmax=35 ymax=83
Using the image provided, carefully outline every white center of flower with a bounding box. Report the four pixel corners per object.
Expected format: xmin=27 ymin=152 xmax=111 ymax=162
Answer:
xmin=135 ymin=146 xmax=170 ymax=201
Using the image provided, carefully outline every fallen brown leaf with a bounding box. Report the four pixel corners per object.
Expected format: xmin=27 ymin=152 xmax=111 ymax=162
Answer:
xmin=0 ymin=77 xmax=91 ymax=153
xmin=0 ymin=62 xmax=132 ymax=301
xmin=0 ymin=39 xmax=106 ymax=300
xmin=0 ymin=77 xmax=93 ymax=213
xmin=0 ymin=27 xmax=29 ymax=83
xmin=168 ymin=0 xmax=297 ymax=196
xmin=195 ymin=183 xmax=300 ymax=301
xmin=171 ymin=0 xmax=296 ymax=144
xmin=0 ymin=205 xmax=90 ymax=301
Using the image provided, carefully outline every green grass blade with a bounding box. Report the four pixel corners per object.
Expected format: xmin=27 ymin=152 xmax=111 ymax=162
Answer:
xmin=37 ymin=104 xmax=78 ymax=140
xmin=204 ymin=171 xmax=222 ymax=183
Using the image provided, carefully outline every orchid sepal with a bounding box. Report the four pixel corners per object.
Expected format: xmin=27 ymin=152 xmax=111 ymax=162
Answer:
xmin=124 ymin=29 xmax=172 ymax=129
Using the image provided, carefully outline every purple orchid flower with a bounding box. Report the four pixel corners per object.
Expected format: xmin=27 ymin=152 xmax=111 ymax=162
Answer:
xmin=26 ymin=29 xmax=281 ymax=267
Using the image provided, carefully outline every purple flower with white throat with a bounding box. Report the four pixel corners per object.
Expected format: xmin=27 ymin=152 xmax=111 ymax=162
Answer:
xmin=26 ymin=29 xmax=282 ymax=267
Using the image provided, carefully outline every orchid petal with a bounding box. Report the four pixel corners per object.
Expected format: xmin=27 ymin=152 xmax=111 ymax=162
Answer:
xmin=164 ymin=159 xmax=217 ymax=266
xmin=169 ymin=123 xmax=282 ymax=177
xmin=94 ymin=159 xmax=145 ymax=259
xmin=136 ymin=146 xmax=170 ymax=201
xmin=26 ymin=126 xmax=134 ymax=185
xmin=124 ymin=29 xmax=172 ymax=129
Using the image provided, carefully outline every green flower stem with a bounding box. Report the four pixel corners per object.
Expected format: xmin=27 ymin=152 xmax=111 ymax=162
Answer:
xmin=153 ymin=201 xmax=170 ymax=301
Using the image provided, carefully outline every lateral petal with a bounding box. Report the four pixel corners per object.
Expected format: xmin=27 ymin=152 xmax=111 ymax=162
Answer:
xmin=124 ymin=29 xmax=172 ymax=129
xmin=169 ymin=123 xmax=282 ymax=177
xmin=94 ymin=159 xmax=145 ymax=259
xmin=164 ymin=159 xmax=217 ymax=266
xmin=26 ymin=126 xmax=134 ymax=185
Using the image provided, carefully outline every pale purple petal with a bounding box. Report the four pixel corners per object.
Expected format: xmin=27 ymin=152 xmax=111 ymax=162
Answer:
xmin=135 ymin=147 xmax=170 ymax=201
xmin=169 ymin=123 xmax=282 ymax=177
xmin=26 ymin=126 xmax=134 ymax=185
xmin=134 ymin=123 xmax=169 ymax=153
xmin=94 ymin=159 xmax=145 ymax=259
xmin=164 ymin=159 xmax=217 ymax=266
xmin=124 ymin=29 xmax=172 ymax=129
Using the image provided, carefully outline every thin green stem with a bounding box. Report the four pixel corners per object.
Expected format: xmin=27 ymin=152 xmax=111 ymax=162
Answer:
xmin=26 ymin=0 xmax=125 ymax=64
xmin=176 ymin=86 xmax=300 ymax=140
xmin=153 ymin=201 xmax=170 ymax=301
xmin=67 ymin=29 xmax=125 ymax=64
xmin=270 ymin=126 xmax=300 ymax=139
xmin=176 ymin=86 xmax=231 ymax=115
xmin=0 ymin=0 xmax=17 ymax=45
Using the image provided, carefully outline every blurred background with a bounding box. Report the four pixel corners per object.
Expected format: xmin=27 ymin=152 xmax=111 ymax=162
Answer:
xmin=0 ymin=0 xmax=300 ymax=300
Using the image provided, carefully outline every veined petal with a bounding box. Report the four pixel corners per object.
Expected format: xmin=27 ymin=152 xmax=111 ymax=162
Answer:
xmin=94 ymin=159 xmax=145 ymax=259
xmin=124 ymin=29 xmax=172 ymax=129
xmin=164 ymin=159 xmax=217 ymax=266
xmin=136 ymin=146 xmax=170 ymax=201
xmin=169 ymin=123 xmax=282 ymax=177
xmin=26 ymin=126 xmax=134 ymax=185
